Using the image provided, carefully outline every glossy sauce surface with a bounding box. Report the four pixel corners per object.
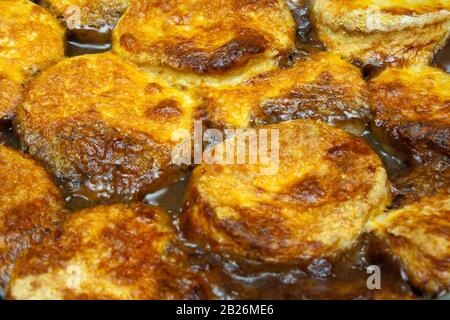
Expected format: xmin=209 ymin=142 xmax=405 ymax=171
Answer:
xmin=1 ymin=1 xmax=449 ymax=300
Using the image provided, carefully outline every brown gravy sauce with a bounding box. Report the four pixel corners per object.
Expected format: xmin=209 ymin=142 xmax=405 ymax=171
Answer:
xmin=1 ymin=1 xmax=449 ymax=300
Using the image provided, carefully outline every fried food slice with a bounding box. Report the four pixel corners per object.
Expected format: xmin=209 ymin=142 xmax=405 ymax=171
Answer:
xmin=195 ymin=52 xmax=369 ymax=132
xmin=182 ymin=120 xmax=391 ymax=263
xmin=112 ymin=0 xmax=296 ymax=85
xmin=369 ymin=65 xmax=450 ymax=165
xmin=0 ymin=0 xmax=65 ymax=120
xmin=7 ymin=203 xmax=204 ymax=300
xmin=0 ymin=145 xmax=65 ymax=296
xmin=40 ymin=0 xmax=130 ymax=31
xmin=311 ymin=0 xmax=450 ymax=67
xmin=368 ymin=193 xmax=450 ymax=296
xmin=14 ymin=53 xmax=196 ymax=205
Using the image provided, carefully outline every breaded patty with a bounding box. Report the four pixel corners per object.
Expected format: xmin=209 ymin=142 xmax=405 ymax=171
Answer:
xmin=368 ymin=194 xmax=450 ymax=296
xmin=369 ymin=65 xmax=449 ymax=164
xmin=311 ymin=0 xmax=450 ymax=67
xmin=195 ymin=52 xmax=369 ymax=131
xmin=0 ymin=0 xmax=65 ymax=120
xmin=7 ymin=203 xmax=204 ymax=300
xmin=112 ymin=0 xmax=296 ymax=85
xmin=181 ymin=120 xmax=391 ymax=263
xmin=14 ymin=53 xmax=195 ymax=205
xmin=0 ymin=145 xmax=65 ymax=296
xmin=40 ymin=0 xmax=130 ymax=30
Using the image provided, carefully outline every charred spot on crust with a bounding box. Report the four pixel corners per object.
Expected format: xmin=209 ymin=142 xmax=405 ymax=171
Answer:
xmin=393 ymin=122 xmax=450 ymax=159
xmin=120 ymin=33 xmax=139 ymax=53
xmin=327 ymin=140 xmax=372 ymax=160
xmin=146 ymin=99 xmax=183 ymax=119
xmin=144 ymin=82 xmax=163 ymax=94
xmin=391 ymin=165 xmax=450 ymax=208
xmin=193 ymin=98 xmax=228 ymax=130
xmin=164 ymin=29 xmax=267 ymax=74
xmin=279 ymin=176 xmax=327 ymax=205
xmin=258 ymin=72 xmax=369 ymax=124
xmin=370 ymin=71 xmax=450 ymax=164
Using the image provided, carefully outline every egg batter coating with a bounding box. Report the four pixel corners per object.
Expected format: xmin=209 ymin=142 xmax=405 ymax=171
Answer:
xmin=7 ymin=203 xmax=204 ymax=300
xmin=14 ymin=53 xmax=196 ymax=205
xmin=369 ymin=194 xmax=450 ymax=296
xmin=0 ymin=145 xmax=65 ymax=296
xmin=195 ymin=52 xmax=369 ymax=131
xmin=369 ymin=66 xmax=450 ymax=165
xmin=311 ymin=0 xmax=450 ymax=67
xmin=0 ymin=0 xmax=65 ymax=120
xmin=39 ymin=0 xmax=130 ymax=31
xmin=112 ymin=0 xmax=296 ymax=85
xmin=181 ymin=120 xmax=391 ymax=263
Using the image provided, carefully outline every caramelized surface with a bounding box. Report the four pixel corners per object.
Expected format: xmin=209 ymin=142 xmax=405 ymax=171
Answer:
xmin=14 ymin=53 xmax=195 ymax=205
xmin=182 ymin=120 xmax=391 ymax=263
xmin=369 ymin=65 xmax=450 ymax=165
xmin=113 ymin=0 xmax=295 ymax=78
xmin=195 ymin=51 xmax=369 ymax=130
xmin=8 ymin=203 xmax=204 ymax=300
xmin=0 ymin=145 xmax=65 ymax=296
xmin=0 ymin=0 xmax=448 ymax=301
xmin=392 ymin=165 xmax=450 ymax=208
xmin=369 ymin=193 xmax=450 ymax=296
xmin=0 ymin=0 xmax=65 ymax=119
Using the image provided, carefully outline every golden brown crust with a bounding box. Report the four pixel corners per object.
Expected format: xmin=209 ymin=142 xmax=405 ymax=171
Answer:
xmin=316 ymin=0 xmax=449 ymax=17
xmin=113 ymin=0 xmax=296 ymax=75
xmin=0 ymin=0 xmax=65 ymax=120
xmin=182 ymin=120 xmax=391 ymax=263
xmin=0 ymin=145 xmax=65 ymax=295
xmin=40 ymin=0 xmax=130 ymax=30
xmin=368 ymin=193 xmax=450 ymax=295
xmin=14 ymin=53 xmax=195 ymax=205
xmin=0 ymin=62 xmax=24 ymax=121
xmin=369 ymin=66 xmax=450 ymax=164
xmin=195 ymin=52 xmax=369 ymax=130
xmin=392 ymin=165 xmax=450 ymax=207
xmin=311 ymin=0 xmax=450 ymax=66
xmin=7 ymin=203 xmax=204 ymax=300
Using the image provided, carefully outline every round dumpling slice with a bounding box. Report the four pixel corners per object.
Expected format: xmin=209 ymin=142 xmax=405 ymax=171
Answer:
xmin=195 ymin=52 xmax=370 ymax=133
xmin=181 ymin=120 xmax=391 ymax=264
xmin=0 ymin=0 xmax=65 ymax=120
xmin=112 ymin=0 xmax=296 ymax=85
xmin=7 ymin=203 xmax=204 ymax=300
xmin=369 ymin=65 xmax=450 ymax=165
xmin=311 ymin=0 xmax=450 ymax=67
xmin=0 ymin=145 xmax=65 ymax=296
xmin=368 ymin=193 xmax=450 ymax=296
xmin=14 ymin=52 xmax=196 ymax=206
